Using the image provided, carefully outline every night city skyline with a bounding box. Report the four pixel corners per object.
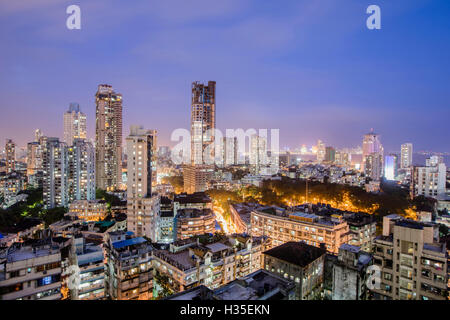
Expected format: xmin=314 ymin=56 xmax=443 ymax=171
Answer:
xmin=1 ymin=0 xmax=450 ymax=305
xmin=1 ymin=0 xmax=450 ymax=153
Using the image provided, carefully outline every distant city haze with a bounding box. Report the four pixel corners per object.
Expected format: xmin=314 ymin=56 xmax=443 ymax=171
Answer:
xmin=0 ymin=1 xmax=449 ymax=152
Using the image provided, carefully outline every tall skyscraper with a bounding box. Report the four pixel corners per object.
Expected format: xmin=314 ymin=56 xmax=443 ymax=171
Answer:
xmin=68 ymin=139 xmax=96 ymax=202
xmin=183 ymin=164 xmax=215 ymax=194
xmin=316 ymin=140 xmax=326 ymax=163
xmin=5 ymin=139 xmax=15 ymax=173
xmin=63 ymin=103 xmax=87 ymax=146
xmin=362 ymin=129 xmax=384 ymax=158
xmin=400 ymin=143 xmax=413 ymax=169
xmin=43 ymin=137 xmax=69 ymax=209
xmin=223 ymin=136 xmax=238 ymax=166
xmin=26 ymin=142 xmax=41 ymax=176
xmin=126 ymin=125 xmax=160 ymax=241
xmin=362 ymin=129 xmax=384 ymax=180
xmin=190 ymin=81 xmax=216 ymax=165
xmin=34 ymin=129 xmax=43 ymax=142
xmin=426 ymin=155 xmax=443 ymax=167
xmin=250 ymin=134 xmax=267 ymax=174
xmin=27 ymin=135 xmax=47 ymax=188
xmin=184 ymin=81 xmax=216 ymax=193
xmin=365 ymin=153 xmax=383 ymax=181
xmin=95 ymin=84 xmax=123 ymax=191
xmin=384 ymin=155 xmax=396 ymax=180
xmin=325 ymin=146 xmax=336 ymax=163
xmin=148 ymin=129 xmax=158 ymax=187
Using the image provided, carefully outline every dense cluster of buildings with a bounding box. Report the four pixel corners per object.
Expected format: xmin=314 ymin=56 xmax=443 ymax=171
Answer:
xmin=0 ymin=81 xmax=449 ymax=301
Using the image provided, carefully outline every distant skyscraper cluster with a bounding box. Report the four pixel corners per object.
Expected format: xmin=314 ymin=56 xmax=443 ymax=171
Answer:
xmin=1 ymin=79 xmax=449 ymax=303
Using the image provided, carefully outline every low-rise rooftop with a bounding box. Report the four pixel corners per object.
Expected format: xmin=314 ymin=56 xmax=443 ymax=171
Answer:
xmin=263 ymin=241 xmax=326 ymax=267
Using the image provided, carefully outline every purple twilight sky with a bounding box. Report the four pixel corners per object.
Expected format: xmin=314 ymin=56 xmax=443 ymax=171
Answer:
xmin=0 ymin=0 xmax=449 ymax=153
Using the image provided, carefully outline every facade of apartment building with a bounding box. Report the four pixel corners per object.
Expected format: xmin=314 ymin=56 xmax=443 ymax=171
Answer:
xmin=152 ymin=234 xmax=267 ymax=296
xmin=411 ymin=162 xmax=446 ymax=199
xmin=263 ymin=241 xmax=326 ymax=300
xmin=371 ymin=215 xmax=448 ymax=300
xmin=104 ymin=231 xmax=153 ymax=300
xmin=345 ymin=213 xmax=377 ymax=252
xmin=175 ymin=208 xmax=215 ymax=240
xmin=332 ymin=244 xmax=372 ymax=300
xmin=0 ymin=242 xmax=62 ymax=300
xmin=251 ymin=210 xmax=349 ymax=254
xmin=70 ymin=236 xmax=105 ymax=300
xmin=95 ymin=84 xmax=123 ymax=191
xmin=68 ymin=200 xmax=108 ymax=221
xmin=183 ymin=165 xmax=214 ymax=194
xmin=229 ymin=203 xmax=252 ymax=234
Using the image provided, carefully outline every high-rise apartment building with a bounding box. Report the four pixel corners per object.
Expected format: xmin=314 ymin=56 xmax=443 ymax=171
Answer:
xmin=411 ymin=160 xmax=446 ymax=199
xmin=335 ymin=151 xmax=350 ymax=166
xmin=27 ymin=142 xmax=42 ymax=176
xmin=362 ymin=130 xmax=384 ymax=176
xmin=126 ymin=125 xmax=160 ymax=241
xmin=364 ymin=153 xmax=383 ymax=181
xmin=371 ymin=215 xmax=447 ymax=300
xmin=43 ymin=138 xmax=69 ymax=209
xmin=5 ymin=139 xmax=15 ymax=173
xmin=184 ymin=81 xmax=216 ymax=193
xmin=325 ymin=146 xmax=336 ymax=163
xmin=401 ymin=143 xmax=413 ymax=169
xmin=95 ymin=84 xmax=123 ymax=191
xmin=183 ymin=165 xmax=214 ymax=194
xmin=384 ymin=155 xmax=397 ymax=180
xmin=249 ymin=134 xmax=268 ymax=174
xmin=190 ymin=81 xmax=216 ymax=165
xmin=362 ymin=130 xmax=383 ymax=157
xmin=222 ymin=136 xmax=238 ymax=167
xmin=68 ymin=139 xmax=95 ymax=202
xmin=27 ymin=136 xmax=46 ymax=188
xmin=361 ymin=130 xmax=384 ymax=181
xmin=43 ymin=137 xmax=95 ymax=209
xmin=148 ymin=129 xmax=158 ymax=187
xmin=316 ymin=140 xmax=326 ymax=163
xmin=35 ymin=129 xmax=43 ymax=143
xmin=426 ymin=155 xmax=444 ymax=167
xmin=63 ymin=103 xmax=87 ymax=146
